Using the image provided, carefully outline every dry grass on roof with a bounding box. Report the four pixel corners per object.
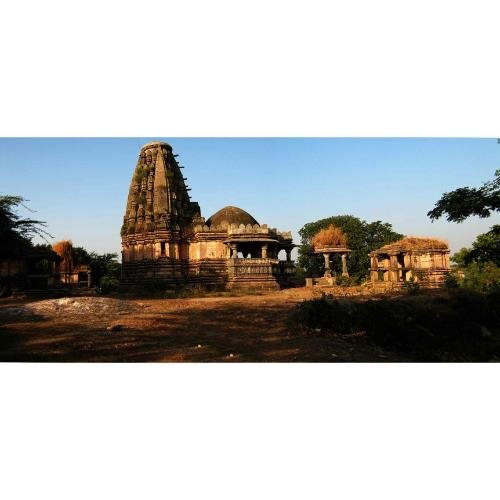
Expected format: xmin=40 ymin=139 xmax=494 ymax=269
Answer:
xmin=311 ymin=225 xmax=347 ymax=249
xmin=52 ymin=240 xmax=74 ymax=272
xmin=377 ymin=236 xmax=449 ymax=252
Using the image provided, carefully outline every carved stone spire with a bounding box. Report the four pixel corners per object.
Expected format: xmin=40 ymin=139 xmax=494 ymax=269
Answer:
xmin=121 ymin=141 xmax=200 ymax=238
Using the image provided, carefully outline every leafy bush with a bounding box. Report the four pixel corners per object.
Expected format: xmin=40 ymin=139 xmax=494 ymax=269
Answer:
xmin=336 ymin=275 xmax=358 ymax=287
xmin=290 ymin=291 xmax=500 ymax=361
xmin=99 ymin=276 xmax=120 ymax=294
xmin=289 ymin=296 xmax=362 ymax=333
xmin=359 ymin=294 xmax=499 ymax=360
xmin=443 ymin=272 xmax=460 ymax=289
xmin=402 ymin=276 xmax=421 ymax=295
xmin=461 ymin=261 xmax=500 ymax=293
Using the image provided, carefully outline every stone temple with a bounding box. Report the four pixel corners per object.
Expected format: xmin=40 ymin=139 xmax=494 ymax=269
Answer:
xmin=369 ymin=237 xmax=450 ymax=289
xmin=121 ymin=141 xmax=295 ymax=290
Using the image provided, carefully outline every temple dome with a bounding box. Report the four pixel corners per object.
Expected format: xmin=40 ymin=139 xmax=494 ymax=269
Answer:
xmin=206 ymin=206 xmax=259 ymax=227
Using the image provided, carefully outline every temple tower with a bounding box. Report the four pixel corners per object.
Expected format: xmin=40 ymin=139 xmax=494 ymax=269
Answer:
xmin=120 ymin=140 xmax=296 ymax=290
xmin=121 ymin=141 xmax=201 ymax=284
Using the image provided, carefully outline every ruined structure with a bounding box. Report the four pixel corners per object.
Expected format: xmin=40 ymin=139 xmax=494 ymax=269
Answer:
xmin=52 ymin=240 xmax=92 ymax=288
xmin=0 ymin=247 xmax=61 ymax=294
xmin=121 ymin=142 xmax=295 ymax=290
xmin=59 ymin=264 xmax=91 ymax=288
xmin=369 ymin=237 xmax=450 ymax=288
xmin=309 ymin=225 xmax=352 ymax=285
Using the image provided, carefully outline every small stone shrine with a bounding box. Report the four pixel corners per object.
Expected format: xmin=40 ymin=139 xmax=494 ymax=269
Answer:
xmin=311 ymin=225 xmax=352 ymax=284
xmin=369 ymin=237 xmax=450 ymax=288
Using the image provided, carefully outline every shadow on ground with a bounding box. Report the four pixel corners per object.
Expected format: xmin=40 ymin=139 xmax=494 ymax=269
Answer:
xmin=0 ymin=294 xmax=402 ymax=362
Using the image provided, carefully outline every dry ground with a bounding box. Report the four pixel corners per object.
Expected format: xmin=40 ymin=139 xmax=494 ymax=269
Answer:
xmin=0 ymin=288 xmax=404 ymax=362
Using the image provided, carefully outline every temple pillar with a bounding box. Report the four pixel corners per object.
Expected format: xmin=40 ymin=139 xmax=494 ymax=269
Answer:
xmin=262 ymin=244 xmax=268 ymax=258
xmin=286 ymin=248 xmax=292 ymax=262
xmin=389 ymin=255 xmax=399 ymax=282
xmin=444 ymin=253 xmax=450 ymax=269
xmin=323 ymin=253 xmax=332 ymax=278
xmin=370 ymin=255 xmax=379 ymax=281
xmin=341 ymin=253 xmax=349 ymax=277
xmin=230 ymin=243 xmax=238 ymax=258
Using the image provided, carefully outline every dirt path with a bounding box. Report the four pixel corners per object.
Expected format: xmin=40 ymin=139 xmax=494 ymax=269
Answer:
xmin=0 ymin=291 xmax=403 ymax=362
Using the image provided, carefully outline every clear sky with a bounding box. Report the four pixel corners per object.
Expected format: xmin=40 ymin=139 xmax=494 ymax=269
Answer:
xmin=1 ymin=138 xmax=499 ymax=257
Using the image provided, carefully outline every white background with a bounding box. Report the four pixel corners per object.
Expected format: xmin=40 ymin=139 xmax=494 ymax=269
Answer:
xmin=1 ymin=1 xmax=500 ymax=499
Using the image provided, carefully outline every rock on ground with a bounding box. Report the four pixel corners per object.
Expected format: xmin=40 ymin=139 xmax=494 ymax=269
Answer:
xmin=0 ymin=297 xmax=143 ymax=319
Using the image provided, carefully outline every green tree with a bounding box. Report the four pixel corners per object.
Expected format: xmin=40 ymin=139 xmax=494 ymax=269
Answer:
xmin=87 ymin=252 xmax=120 ymax=287
xmin=468 ymin=225 xmax=500 ymax=266
xmin=449 ymin=226 xmax=500 ymax=294
xmin=451 ymin=247 xmax=472 ymax=267
xmin=297 ymin=215 xmax=403 ymax=281
xmin=451 ymin=225 xmax=500 ymax=267
xmin=428 ymin=170 xmax=500 ymax=222
xmin=461 ymin=261 xmax=500 ymax=293
xmin=72 ymin=246 xmax=92 ymax=267
xmin=0 ymin=195 xmax=51 ymax=258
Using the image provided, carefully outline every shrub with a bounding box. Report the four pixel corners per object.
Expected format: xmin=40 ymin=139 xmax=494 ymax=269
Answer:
xmin=289 ymin=292 xmax=500 ymax=361
xmin=336 ymin=275 xmax=358 ymax=287
xmin=461 ymin=262 xmax=500 ymax=293
xmin=99 ymin=275 xmax=120 ymax=294
xmin=448 ymin=288 xmax=499 ymax=328
xmin=289 ymin=296 xmax=362 ymax=333
xmin=443 ymin=272 xmax=460 ymax=289
xmin=402 ymin=276 xmax=421 ymax=295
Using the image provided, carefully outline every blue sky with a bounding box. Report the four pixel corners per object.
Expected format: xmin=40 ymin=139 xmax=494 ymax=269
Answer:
xmin=1 ymin=138 xmax=499 ymax=256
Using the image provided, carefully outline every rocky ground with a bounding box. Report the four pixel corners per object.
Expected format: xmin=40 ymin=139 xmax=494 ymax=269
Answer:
xmin=0 ymin=288 xmax=404 ymax=362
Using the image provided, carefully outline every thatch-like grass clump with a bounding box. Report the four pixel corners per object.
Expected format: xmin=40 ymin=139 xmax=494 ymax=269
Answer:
xmin=53 ymin=240 xmax=74 ymax=273
xmin=376 ymin=236 xmax=449 ymax=253
xmin=311 ymin=224 xmax=347 ymax=250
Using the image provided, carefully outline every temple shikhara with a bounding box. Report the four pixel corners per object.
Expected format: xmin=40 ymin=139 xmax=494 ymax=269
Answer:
xmin=121 ymin=141 xmax=295 ymax=290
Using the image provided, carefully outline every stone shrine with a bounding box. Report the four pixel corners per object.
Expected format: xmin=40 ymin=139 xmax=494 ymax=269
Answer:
xmin=121 ymin=141 xmax=295 ymax=290
xmin=369 ymin=237 xmax=450 ymax=288
xmin=310 ymin=224 xmax=352 ymax=285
